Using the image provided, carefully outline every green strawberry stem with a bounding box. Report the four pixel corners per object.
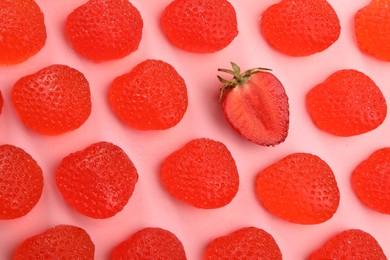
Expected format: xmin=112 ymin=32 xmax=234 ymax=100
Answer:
xmin=218 ymin=62 xmax=271 ymax=102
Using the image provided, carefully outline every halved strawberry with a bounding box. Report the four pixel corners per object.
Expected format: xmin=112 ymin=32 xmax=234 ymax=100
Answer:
xmin=218 ymin=62 xmax=289 ymax=146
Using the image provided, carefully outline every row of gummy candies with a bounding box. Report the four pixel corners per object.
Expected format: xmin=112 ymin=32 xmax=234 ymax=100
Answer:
xmin=2 ymin=0 xmax=390 ymax=65
xmin=1 ymin=142 xmax=390 ymax=259
xmin=1 ymin=0 xmax=390 ymax=259
xmin=11 ymin=225 xmax=388 ymax=259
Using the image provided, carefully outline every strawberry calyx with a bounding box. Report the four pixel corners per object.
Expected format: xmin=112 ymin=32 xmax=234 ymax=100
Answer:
xmin=218 ymin=62 xmax=271 ymax=101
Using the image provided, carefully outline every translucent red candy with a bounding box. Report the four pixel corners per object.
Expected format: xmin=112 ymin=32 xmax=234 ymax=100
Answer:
xmin=65 ymin=0 xmax=143 ymax=62
xmin=161 ymin=0 xmax=238 ymax=53
xmin=112 ymin=227 xmax=186 ymax=259
xmin=12 ymin=64 xmax=92 ymax=136
xmin=109 ymin=59 xmax=188 ymax=130
xmin=0 ymin=0 xmax=46 ymax=65
xmin=0 ymin=144 xmax=43 ymax=219
xmin=307 ymin=69 xmax=387 ymax=136
xmin=260 ymin=0 xmax=340 ymax=56
xmin=161 ymin=138 xmax=239 ymax=209
xmin=352 ymin=148 xmax=390 ymax=214
xmin=14 ymin=225 xmax=95 ymax=259
xmin=256 ymin=153 xmax=340 ymax=224
xmin=355 ymin=0 xmax=390 ymax=61
xmin=205 ymin=227 xmax=282 ymax=259
xmin=56 ymin=142 xmax=138 ymax=219
xmin=310 ymin=229 xmax=386 ymax=259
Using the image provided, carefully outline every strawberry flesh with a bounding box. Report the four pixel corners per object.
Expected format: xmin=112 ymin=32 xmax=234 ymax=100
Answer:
xmin=219 ymin=63 xmax=289 ymax=146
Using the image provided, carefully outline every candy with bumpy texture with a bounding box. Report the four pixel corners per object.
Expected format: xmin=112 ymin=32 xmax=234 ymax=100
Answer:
xmin=161 ymin=0 xmax=238 ymax=53
xmin=161 ymin=138 xmax=239 ymax=209
xmin=205 ymin=227 xmax=282 ymax=259
xmin=14 ymin=225 xmax=95 ymax=259
xmin=309 ymin=229 xmax=387 ymax=259
xmin=66 ymin=0 xmax=143 ymax=62
xmin=0 ymin=144 xmax=43 ymax=219
xmin=111 ymin=227 xmax=186 ymax=259
xmin=109 ymin=59 xmax=188 ymax=130
xmin=56 ymin=142 xmax=138 ymax=219
xmin=306 ymin=69 xmax=387 ymax=136
xmin=12 ymin=64 xmax=92 ymax=136
xmin=256 ymin=153 xmax=340 ymax=224
xmin=355 ymin=0 xmax=390 ymax=61
xmin=352 ymin=148 xmax=390 ymax=214
xmin=0 ymin=0 xmax=46 ymax=65
xmin=260 ymin=0 xmax=340 ymax=56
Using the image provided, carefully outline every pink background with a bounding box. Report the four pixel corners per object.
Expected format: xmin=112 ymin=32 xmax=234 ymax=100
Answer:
xmin=1 ymin=0 xmax=389 ymax=259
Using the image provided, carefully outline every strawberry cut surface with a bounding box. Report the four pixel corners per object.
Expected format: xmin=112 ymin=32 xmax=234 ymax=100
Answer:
xmin=352 ymin=147 xmax=390 ymax=214
xmin=56 ymin=142 xmax=138 ymax=219
xmin=65 ymin=0 xmax=143 ymax=62
xmin=205 ymin=227 xmax=282 ymax=259
xmin=109 ymin=59 xmax=188 ymax=130
xmin=0 ymin=144 xmax=43 ymax=219
xmin=256 ymin=153 xmax=340 ymax=224
xmin=219 ymin=63 xmax=289 ymax=146
xmin=306 ymin=69 xmax=387 ymax=136
xmin=0 ymin=0 xmax=46 ymax=65
xmin=112 ymin=227 xmax=186 ymax=259
xmin=161 ymin=138 xmax=239 ymax=209
xmin=309 ymin=229 xmax=387 ymax=259
xmin=14 ymin=225 xmax=95 ymax=259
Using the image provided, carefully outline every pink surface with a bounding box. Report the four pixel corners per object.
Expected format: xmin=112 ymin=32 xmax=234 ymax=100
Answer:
xmin=0 ymin=0 xmax=389 ymax=259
